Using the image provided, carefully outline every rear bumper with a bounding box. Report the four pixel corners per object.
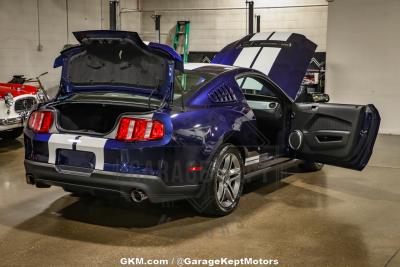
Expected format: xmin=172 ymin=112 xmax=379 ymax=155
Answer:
xmin=0 ymin=117 xmax=24 ymax=131
xmin=0 ymin=116 xmax=22 ymax=125
xmin=24 ymin=160 xmax=200 ymax=203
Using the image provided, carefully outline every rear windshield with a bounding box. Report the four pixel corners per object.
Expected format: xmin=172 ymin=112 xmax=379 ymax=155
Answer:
xmin=173 ymin=71 xmax=216 ymax=102
xmin=67 ymin=41 xmax=167 ymax=90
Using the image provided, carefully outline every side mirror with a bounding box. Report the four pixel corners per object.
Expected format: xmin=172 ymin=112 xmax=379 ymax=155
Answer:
xmin=311 ymin=93 xmax=330 ymax=103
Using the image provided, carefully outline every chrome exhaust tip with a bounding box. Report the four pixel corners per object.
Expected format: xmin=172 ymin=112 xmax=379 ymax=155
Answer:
xmin=130 ymin=189 xmax=148 ymax=203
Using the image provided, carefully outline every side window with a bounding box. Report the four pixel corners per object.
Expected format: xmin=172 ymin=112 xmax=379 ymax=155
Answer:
xmin=236 ymin=76 xmax=276 ymax=97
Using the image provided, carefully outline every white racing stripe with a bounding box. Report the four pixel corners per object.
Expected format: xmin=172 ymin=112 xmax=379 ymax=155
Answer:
xmin=48 ymin=134 xmax=108 ymax=170
xmin=233 ymin=47 xmax=260 ymax=68
xmin=251 ymin=32 xmax=293 ymax=75
xmin=75 ymin=136 xmax=108 ymax=170
xmin=233 ymin=32 xmax=273 ymax=68
xmin=233 ymin=32 xmax=293 ymax=72
xmin=269 ymin=32 xmax=292 ymax=41
xmin=252 ymin=47 xmax=281 ymax=75
xmin=48 ymin=134 xmax=79 ymax=164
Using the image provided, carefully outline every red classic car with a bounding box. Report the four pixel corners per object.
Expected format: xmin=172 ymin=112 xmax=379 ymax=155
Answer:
xmin=0 ymin=75 xmax=48 ymax=140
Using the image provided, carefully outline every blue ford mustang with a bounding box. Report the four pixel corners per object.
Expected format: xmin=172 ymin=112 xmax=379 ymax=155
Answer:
xmin=24 ymin=31 xmax=380 ymax=216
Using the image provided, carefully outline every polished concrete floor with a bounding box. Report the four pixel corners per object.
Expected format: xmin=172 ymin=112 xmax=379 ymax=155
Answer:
xmin=0 ymin=134 xmax=399 ymax=266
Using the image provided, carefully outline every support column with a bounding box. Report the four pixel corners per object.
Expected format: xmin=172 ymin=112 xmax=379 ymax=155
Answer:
xmin=248 ymin=1 xmax=254 ymax=35
xmin=256 ymin=15 xmax=261 ymax=33
xmin=109 ymin=0 xmax=118 ymax=30
xmin=154 ymin=14 xmax=161 ymax=43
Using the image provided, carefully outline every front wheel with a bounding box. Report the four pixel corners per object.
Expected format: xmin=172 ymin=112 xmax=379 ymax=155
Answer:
xmin=190 ymin=144 xmax=244 ymax=216
xmin=0 ymin=127 xmax=23 ymax=141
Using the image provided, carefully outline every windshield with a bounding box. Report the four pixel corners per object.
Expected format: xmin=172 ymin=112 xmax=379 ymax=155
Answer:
xmin=173 ymin=71 xmax=216 ymax=103
xmin=66 ymin=92 xmax=163 ymax=107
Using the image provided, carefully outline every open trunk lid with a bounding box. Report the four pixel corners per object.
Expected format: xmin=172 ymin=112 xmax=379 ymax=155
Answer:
xmin=55 ymin=31 xmax=181 ymax=101
xmin=212 ymin=32 xmax=317 ymax=100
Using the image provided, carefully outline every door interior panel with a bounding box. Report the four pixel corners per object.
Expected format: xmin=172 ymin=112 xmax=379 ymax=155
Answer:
xmin=244 ymin=94 xmax=282 ymax=121
xmin=304 ymin=130 xmax=350 ymax=150
xmin=291 ymin=103 xmax=380 ymax=170
xmin=292 ymin=103 xmax=364 ymax=158
xmin=308 ymin=115 xmax=352 ymax=132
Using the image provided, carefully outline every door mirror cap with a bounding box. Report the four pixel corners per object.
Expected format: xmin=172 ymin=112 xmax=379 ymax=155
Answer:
xmin=312 ymin=93 xmax=330 ymax=103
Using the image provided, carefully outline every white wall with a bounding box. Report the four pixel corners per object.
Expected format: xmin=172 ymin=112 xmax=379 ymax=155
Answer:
xmin=120 ymin=0 xmax=141 ymax=33
xmin=130 ymin=0 xmax=327 ymax=52
xmin=0 ymin=0 xmax=327 ymax=98
xmin=326 ymin=0 xmax=400 ymax=134
xmin=0 ymin=0 xmax=113 ymax=98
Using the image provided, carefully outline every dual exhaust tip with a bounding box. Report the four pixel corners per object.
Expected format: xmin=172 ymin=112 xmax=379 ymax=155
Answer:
xmin=130 ymin=189 xmax=148 ymax=203
xmin=27 ymin=174 xmax=148 ymax=203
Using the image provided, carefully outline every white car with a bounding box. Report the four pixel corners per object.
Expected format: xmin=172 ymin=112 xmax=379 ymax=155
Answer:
xmin=0 ymin=81 xmax=47 ymax=140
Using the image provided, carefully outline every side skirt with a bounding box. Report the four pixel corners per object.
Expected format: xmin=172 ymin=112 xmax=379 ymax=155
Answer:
xmin=244 ymin=158 xmax=301 ymax=181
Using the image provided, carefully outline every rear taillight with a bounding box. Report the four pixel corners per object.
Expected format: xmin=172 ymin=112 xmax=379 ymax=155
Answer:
xmin=116 ymin=117 xmax=164 ymax=142
xmin=28 ymin=111 xmax=53 ymax=133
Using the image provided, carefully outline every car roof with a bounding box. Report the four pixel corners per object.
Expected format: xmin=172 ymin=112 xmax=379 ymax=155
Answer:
xmin=184 ymin=63 xmax=238 ymax=76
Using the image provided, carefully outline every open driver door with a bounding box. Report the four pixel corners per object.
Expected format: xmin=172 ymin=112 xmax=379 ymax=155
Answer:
xmin=288 ymin=103 xmax=380 ymax=170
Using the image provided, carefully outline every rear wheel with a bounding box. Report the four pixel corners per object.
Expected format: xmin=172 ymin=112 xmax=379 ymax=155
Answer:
xmin=0 ymin=127 xmax=23 ymax=141
xmin=299 ymin=161 xmax=324 ymax=172
xmin=191 ymin=144 xmax=244 ymax=216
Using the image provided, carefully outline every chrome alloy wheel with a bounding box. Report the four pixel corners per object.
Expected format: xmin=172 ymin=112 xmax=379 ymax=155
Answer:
xmin=215 ymin=153 xmax=242 ymax=208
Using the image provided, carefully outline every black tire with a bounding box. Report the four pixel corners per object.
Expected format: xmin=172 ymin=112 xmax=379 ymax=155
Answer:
xmin=299 ymin=161 xmax=324 ymax=172
xmin=0 ymin=127 xmax=23 ymax=141
xmin=190 ymin=144 xmax=244 ymax=216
